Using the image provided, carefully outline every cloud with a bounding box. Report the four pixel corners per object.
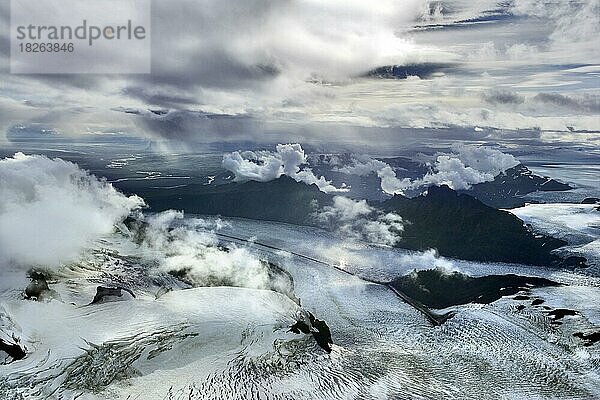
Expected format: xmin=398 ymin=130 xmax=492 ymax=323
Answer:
xmin=121 ymin=86 xmax=199 ymax=109
xmin=419 ymin=155 xmax=493 ymax=190
xmin=397 ymin=249 xmax=457 ymax=273
xmin=312 ymin=196 xmax=403 ymax=246
xmin=0 ymin=151 xmax=293 ymax=293
xmin=0 ymin=0 xmax=598 ymax=148
xmin=483 ymin=90 xmax=525 ymax=105
xmin=334 ymin=154 xmax=388 ymax=176
xmin=335 ymin=145 xmax=520 ymax=194
xmin=0 ymin=153 xmax=144 ymax=270
xmin=512 ymin=0 xmax=599 ymax=58
xmin=333 ymin=155 xmax=412 ymax=194
xmin=410 ymin=145 xmax=519 ymax=190
xmin=448 ymin=144 xmax=520 ymax=176
xmin=533 ymin=93 xmax=600 ymax=113
xmin=0 ymin=0 xmax=450 ymax=145
xmin=223 ymin=143 xmax=347 ymax=193
xmin=133 ymin=211 xmax=284 ymax=291
xmin=145 ymin=0 xmax=426 ymax=88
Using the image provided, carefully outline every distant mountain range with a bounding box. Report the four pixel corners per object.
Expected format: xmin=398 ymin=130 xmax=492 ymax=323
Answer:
xmin=464 ymin=164 xmax=572 ymax=208
xmin=137 ymin=175 xmax=582 ymax=268
xmin=379 ymin=185 xmax=569 ymax=266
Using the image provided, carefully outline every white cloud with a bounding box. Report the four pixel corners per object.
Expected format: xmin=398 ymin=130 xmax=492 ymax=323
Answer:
xmin=1 ymin=1 xmax=597 ymax=149
xmin=397 ymin=249 xmax=458 ymax=273
xmin=451 ymin=145 xmax=520 ymax=176
xmin=414 ymin=145 xmax=519 ymax=190
xmin=0 ymin=153 xmax=144 ymax=270
xmin=222 ymin=150 xmax=283 ymax=183
xmin=135 ymin=211 xmax=278 ymax=291
xmin=313 ymin=196 xmax=403 ymax=246
xmin=147 ymin=0 xmax=427 ymax=85
xmin=419 ymin=155 xmax=492 ymax=190
xmin=376 ymin=166 xmax=413 ymax=195
xmin=223 ymin=143 xmax=347 ymax=193
xmin=512 ymin=0 xmax=599 ymax=59
xmin=334 ymin=154 xmax=388 ymax=176
xmin=335 ymin=145 xmax=520 ymax=194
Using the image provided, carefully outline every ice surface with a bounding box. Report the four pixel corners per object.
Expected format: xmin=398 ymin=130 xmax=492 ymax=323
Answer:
xmin=1 ymin=215 xmax=598 ymax=399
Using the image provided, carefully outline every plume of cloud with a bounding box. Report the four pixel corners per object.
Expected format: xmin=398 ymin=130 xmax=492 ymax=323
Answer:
xmin=335 ymin=145 xmax=519 ymax=194
xmin=512 ymin=0 xmax=599 ymax=56
xmin=410 ymin=145 xmax=519 ymax=191
xmin=0 ymin=153 xmax=144 ymax=270
xmin=133 ymin=211 xmax=288 ymax=291
xmin=223 ymin=143 xmax=347 ymax=193
xmin=312 ymin=196 xmax=403 ymax=246
xmin=418 ymin=155 xmax=493 ymax=190
xmin=483 ymin=90 xmax=525 ymax=105
xmin=533 ymin=93 xmax=600 ymax=113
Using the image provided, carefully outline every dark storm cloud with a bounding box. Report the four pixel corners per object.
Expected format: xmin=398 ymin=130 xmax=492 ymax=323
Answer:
xmin=0 ymin=0 xmax=598 ymax=148
xmin=483 ymin=90 xmax=525 ymax=105
xmin=113 ymin=108 xmax=266 ymax=143
xmin=533 ymin=93 xmax=600 ymax=113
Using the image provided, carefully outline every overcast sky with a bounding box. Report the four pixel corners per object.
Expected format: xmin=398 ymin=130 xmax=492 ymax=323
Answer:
xmin=0 ymin=0 xmax=598 ymax=151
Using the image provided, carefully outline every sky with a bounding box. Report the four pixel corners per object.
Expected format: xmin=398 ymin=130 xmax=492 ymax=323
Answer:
xmin=0 ymin=0 xmax=598 ymax=152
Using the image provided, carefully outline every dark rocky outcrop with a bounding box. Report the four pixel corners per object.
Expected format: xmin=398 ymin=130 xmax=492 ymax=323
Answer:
xmin=573 ymin=331 xmax=600 ymax=346
xmin=581 ymin=198 xmax=600 ymax=205
xmin=380 ymin=185 xmax=569 ymax=266
xmin=289 ymin=311 xmax=333 ymax=353
xmin=581 ymin=198 xmax=600 ymax=211
xmin=561 ymin=256 xmax=588 ymax=268
xmin=24 ymin=271 xmax=51 ymax=301
xmin=463 ymin=164 xmax=572 ymax=208
xmin=547 ymin=309 xmax=579 ymax=320
xmin=390 ymin=269 xmax=560 ymax=309
xmin=0 ymin=337 xmax=26 ymax=362
xmin=90 ymin=286 xmax=136 ymax=305
xmin=122 ymin=215 xmax=148 ymax=244
xmin=365 ymin=63 xmax=454 ymax=80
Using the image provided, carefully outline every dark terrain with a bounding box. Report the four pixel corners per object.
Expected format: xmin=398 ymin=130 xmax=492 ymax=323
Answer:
xmin=461 ymin=164 xmax=572 ymax=208
xmin=135 ymin=176 xmax=577 ymax=267
xmin=390 ymin=269 xmax=560 ymax=309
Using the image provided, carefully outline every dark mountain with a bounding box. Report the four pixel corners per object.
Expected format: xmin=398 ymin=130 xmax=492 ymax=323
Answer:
xmin=463 ymin=164 xmax=572 ymax=208
xmin=138 ymin=176 xmax=331 ymax=225
xmin=390 ymin=269 xmax=560 ymax=309
xmin=140 ymin=176 xmax=573 ymax=267
xmin=306 ymin=154 xmax=429 ymax=201
xmin=379 ymin=185 xmax=568 ymax=266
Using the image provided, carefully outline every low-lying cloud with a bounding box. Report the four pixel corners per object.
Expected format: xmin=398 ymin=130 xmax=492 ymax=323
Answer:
xmin=133 ymin=210 xmax=281 ymax=290
xmin=223 ymin=143 xmax=347 ymax=193
xmin=533 ymin=93 xmax=600 ymax=113
xmin=0 ymin=153 xmax=144 ymax=270
xmin=312 ymin=196 xmax=403 ymax=246
xmin=337 ymin=145 xmax=520 ymax=194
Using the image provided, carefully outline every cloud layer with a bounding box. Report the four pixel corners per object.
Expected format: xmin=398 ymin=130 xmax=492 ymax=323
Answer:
xmin=0 ymin=0 xmax=598 ymax=150
xmin=338 ymin=145 xmax=520 ymax=194
xmin=134 ymin=210 xmax=282 ymax=291
xmin=312 ymin=196 xmax=403 ymax=246
xmin=223 ymin=143 xmax=347 ymax=193
xmin=0 ymin=153 xmax=144 ymax=270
